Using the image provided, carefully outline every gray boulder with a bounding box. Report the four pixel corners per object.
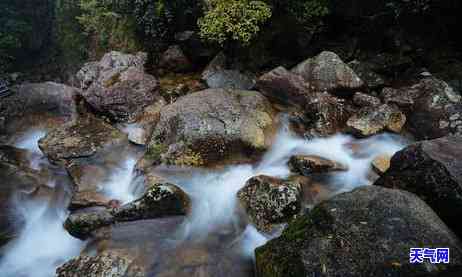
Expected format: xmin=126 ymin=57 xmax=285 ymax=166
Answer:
xmin=375 ymin=136 xmax=462 ymax=237
xmin=143 ymin=89 xmax=276 ymax=167
xmin=291 ymin=51 xmax=364 ymax=95
xmin=76 ymin=51 xmax=163 ymax=123
xmin=237 ymin=175 xmax=302 ymax=233
xmin=256 ymin=186 xmax=462 ymax=277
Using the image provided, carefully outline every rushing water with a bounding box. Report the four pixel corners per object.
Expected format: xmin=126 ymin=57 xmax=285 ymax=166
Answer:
xmin=0 ymin=122 xmax=407 ymax=276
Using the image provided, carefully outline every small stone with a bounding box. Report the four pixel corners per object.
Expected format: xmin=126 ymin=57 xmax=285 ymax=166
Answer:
xmin=371 ymin=155 xmax=391 ymax=175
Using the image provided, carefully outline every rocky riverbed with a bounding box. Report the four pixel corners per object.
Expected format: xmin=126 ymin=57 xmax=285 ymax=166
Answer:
xmin=1 ymin=49 xmax=462 ymax=277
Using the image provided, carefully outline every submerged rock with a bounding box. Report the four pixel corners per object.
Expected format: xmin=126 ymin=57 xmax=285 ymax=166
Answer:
xmin=64 ymin=180 xmax=190 ymax=239
xmin=255 ymin=186 xmax=462 ymax=277
xmin=237 ymin=175 xmax=302 ymax=233
xmin=143 ymin=88 xmax=276 ymax=167
xmin=288 ymin=155 xmax=348 ymax=176
xmin=375 ymin=136 xmax=462 ymax=237
xmin=347 ymin=104 xmax=406 ymax=136
xmin=291 ymin=51 xmax=364 ymax=95
xmin=77 ymin=51 xmax=163 ymax=123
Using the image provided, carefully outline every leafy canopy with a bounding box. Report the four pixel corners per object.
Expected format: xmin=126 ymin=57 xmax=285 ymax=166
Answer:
xmin=198 ymin=0 xmax=272 ymax=46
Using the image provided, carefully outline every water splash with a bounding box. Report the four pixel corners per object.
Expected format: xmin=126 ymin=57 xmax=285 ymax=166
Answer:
xmin=13 ymin=130 xmax=47 ymax=170
xmin=102 ymin=157 xmax=139 ymax=204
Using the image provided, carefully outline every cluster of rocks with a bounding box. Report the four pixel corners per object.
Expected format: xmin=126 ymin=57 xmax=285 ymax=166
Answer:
xmin=2 ymin=46 xmax=462 ymax=277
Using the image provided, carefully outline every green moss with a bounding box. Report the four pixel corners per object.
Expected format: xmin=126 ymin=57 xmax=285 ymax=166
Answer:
xmin=173 ymin=149 xmax=204 ymax=166
xmin=145 ymin=142 xmax=168 ymax=161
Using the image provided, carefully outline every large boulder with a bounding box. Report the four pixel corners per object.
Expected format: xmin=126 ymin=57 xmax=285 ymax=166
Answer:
xmin=346 ymin=104 xmax=406 ymax=137
xmin=64 ymin=180 xmax=190 ymax=239
xmin=143 ymin=89 xmax=276 ymax=167
xmin=237 ymin=175 xmax=302 ymax=234
xmin=256 ymin=186 xmax=462 ymax=277
xmin=405 ymin=77 xmax=462 ymax=140
xmin=76 ymin=51 xmax=163 ymax=123
xmin=256 ymin=66 xmax=311 ymax=107
xmin=291 ymin=51 xmax=364 ymax=95
xmin=0 ymin=82 xmax=78 ymax=137
xmin=375 ymin=136 xmax=462 ymax=236
xmin=38 ymin=114 xmax=129 ymax=209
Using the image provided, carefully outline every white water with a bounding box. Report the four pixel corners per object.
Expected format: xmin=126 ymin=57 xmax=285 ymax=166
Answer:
xmin=13 ymin=130 xmax=47 ymax=170
xmin=102 ymin=157 xmax=139 ymax=204
xmin=155 ymin=124 xmax=407 ymax=253
xmin=0 ymin=123 xmax=407 ymax=276
xmin=0 ymin=131 xmax=86 ymax=277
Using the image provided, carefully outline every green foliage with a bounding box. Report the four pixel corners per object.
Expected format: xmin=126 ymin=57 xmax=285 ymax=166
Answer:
xmin=270 ymin=0 xmax=329 ymax=32
xmin=77 ymin=0 xmax=140 ymax=56
xmin=0 ymin=1 xmax=33 ymax=72
xmin=198 ymin=0 xmax=272 ymax=46
xmin=134 ymin=0 xmax=202 ymax=49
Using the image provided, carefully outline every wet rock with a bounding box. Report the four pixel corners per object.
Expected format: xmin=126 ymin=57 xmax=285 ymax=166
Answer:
xmin=0 ymin=146 xmax=49 ymax=245
xmin=201 ymin=52 xmax=256 ymax=90
xmin=406 ymin=77 xmax=462 ymax=139
xmin=237 ymin=175 xmax=302 ymax=233
xmin=256 ymin=66 xmax=311 ymax=106
xmin=353 ymin=92 xmax=381 ymax=107
xmin=288 ymin=155 xmax=348 ymax=176
xmin=76 ymin=51 xmax=163 ymax=123
xmin=64 ymin=208 xmax=115 ymax=240
xmin=56 ymin=250 xmax=145 ymax=277
xmin=375 ymin=136 xmax=462 ymax=236
xmin=371 ymin=154 xmax=391 ymax=175
xmin=347 ymin=104 xmax=406 ymax=136
xmin=255 ymin=186 xmax=462 ymax=277
xmin=0 ymin=82 xmax=78 ymax=136
xmin=348 ymin=60 xmax=386 ymax=89
xmin=289 ymin=92 xmax=352 ymax=137
xmin=291 ymin=51 xmax=364 ymax=95
xmin=380 ymin=87 xmax=416 ymax=112
xmin=114 ymin=182 xmax=190 ymax=222
xmin=38 ymin=114 xmax=129 ymax=208
xmin=144 ymin=89 xmax=276 ymax=167
xmin=38 ymin=115 xmax=128 ymax=164
xmin=64 ymin=181 xmax=190 ymax=239
xmin=159 ymin=45 xmax=192 ymax=73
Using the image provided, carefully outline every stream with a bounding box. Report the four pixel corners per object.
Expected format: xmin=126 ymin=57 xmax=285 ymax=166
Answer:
xmin=0 ymin=122 xmax=406 ymax=277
